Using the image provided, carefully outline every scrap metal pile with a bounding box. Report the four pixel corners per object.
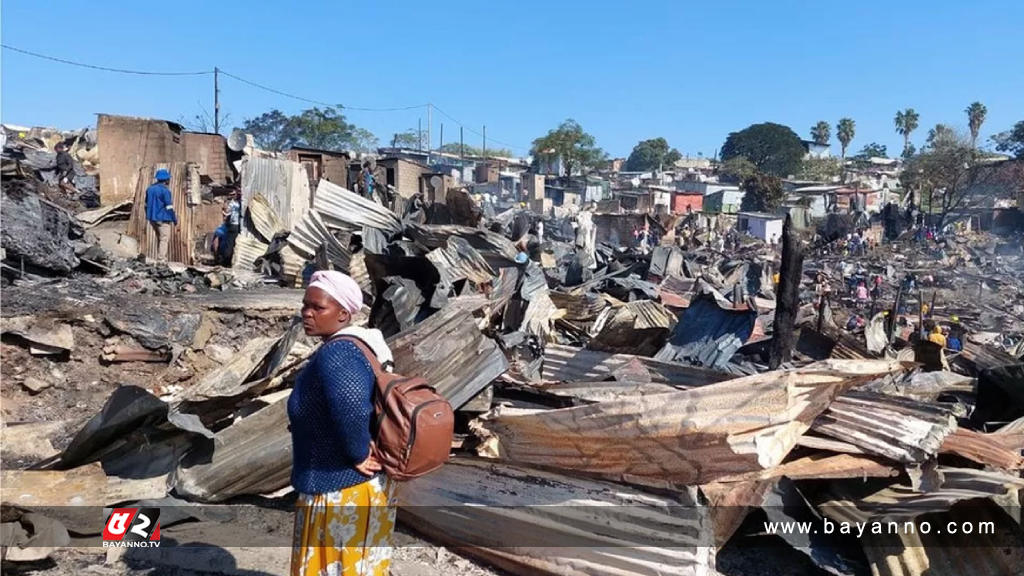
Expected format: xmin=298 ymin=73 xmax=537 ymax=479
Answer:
xmin=3 ymin=178 xmax=1024 ymax=576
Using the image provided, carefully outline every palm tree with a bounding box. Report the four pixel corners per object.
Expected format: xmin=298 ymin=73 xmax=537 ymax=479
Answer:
xmin=810 ymin=121 xmax=831 ymax=145
xmin=894 ymin=108 xmax=920 ymax=156
xmin=965 ymin=102 xmax=987 ymax=148
xmin=836 ymin=118 xmax=856 ymax=158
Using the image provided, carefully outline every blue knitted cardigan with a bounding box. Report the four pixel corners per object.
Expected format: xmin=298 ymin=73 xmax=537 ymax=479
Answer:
xmin=288 ymin=339 xmax=376 ymax=494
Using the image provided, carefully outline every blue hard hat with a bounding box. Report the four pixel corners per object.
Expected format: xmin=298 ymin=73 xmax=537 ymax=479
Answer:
xmin=155 ymin=169 xmax=171 ymax=181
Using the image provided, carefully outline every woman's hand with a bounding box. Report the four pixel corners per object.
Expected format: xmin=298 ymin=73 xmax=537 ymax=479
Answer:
xmin=354 ymin=454 xmax=382 ymax=477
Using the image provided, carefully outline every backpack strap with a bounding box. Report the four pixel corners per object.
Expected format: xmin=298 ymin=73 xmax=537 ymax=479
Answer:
xmin=325 ymin=335 xmax=393 ymax=375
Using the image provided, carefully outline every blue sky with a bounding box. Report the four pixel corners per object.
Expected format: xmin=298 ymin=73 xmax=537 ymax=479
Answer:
xmin=2 ymin=0 xmax=1022 ymax=158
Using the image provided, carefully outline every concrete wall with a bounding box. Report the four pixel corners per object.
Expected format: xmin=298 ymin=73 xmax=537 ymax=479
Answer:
xmin=182 ymin=133 xmax=231 ymax=184
xmin=523 ymin=174 xmax=545 ymax=201
xmin=98 ymin=114 xmax=187 ymax=203
xmin=738 ymin=215 xmax=784 ymax=241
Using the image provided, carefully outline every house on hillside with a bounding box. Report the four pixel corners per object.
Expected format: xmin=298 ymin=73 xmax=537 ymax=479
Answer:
xmin=801 ymin=140 xmax=831 ymax=159
xmin=737 ymin=212 xmax=784 ymax=242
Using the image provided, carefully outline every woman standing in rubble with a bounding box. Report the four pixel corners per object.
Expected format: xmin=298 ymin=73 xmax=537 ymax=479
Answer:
xmin=289 ymin=270 xmax=397 ymax=576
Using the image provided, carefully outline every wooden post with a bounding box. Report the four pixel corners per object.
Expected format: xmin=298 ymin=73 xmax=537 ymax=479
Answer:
xmin=888 ymin=282 xmax=903 ymax=343
xmin=769 ymin=215 xmax=804 ymax=370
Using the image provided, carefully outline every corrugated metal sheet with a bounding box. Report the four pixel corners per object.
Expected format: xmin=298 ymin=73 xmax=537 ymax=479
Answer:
xmin=537 ymin=380 xmax=684 ymax=403
xmin=425 ymin=237 xmax=496 ymax=285
xmin=811 ymin=390 xmax=957 ymax=463
xmin=940 ymin=428 xmax=1024 ymax=469
xmin=589 ymin=300 xmax=677 ymax=356
xmin=821 ymin=467 xmax=1024 ymax=524
xmin=240 ymin=156 xmax=310 ymax=230
xmin=286 ymin=209 xmax=352 ymax=271
xmin=313 ymin=179 xmax=402 ymax=235
xmin=127 ymin=163 xmax=198 ymax=264
xmin=655 ymin=295 xmax=757 ymax=369
xmin=858 ymin=501 xmax=1024 ymax=576
xmin=542 ymin=343 xmax=731 ymax=386
xmin=388 ymin=304 xmax=508 ymax=409
xmin=398 ymin=458 xmax=715 ymax=576
xmin=548 ymin=291 xmax=609 ymax=321
xmin=522 ymin=289 xmax=558 ymax=342
xmin=232 ymin=231 xmax=269 ymax=272
xmin=406 ymin=223 xmax=518 ymax=266
xmin=478 ymin=360 xmax=907 ymax=485
xmin=247 ymin=193 xmax=286 ymax=243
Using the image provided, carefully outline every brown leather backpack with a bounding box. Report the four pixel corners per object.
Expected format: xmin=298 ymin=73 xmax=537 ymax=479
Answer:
xmin=335 ymin=336 xmax=454 ymax=481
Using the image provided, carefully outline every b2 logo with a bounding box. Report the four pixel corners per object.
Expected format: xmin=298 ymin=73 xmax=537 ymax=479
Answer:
xmin=102 ymin=508 xmax=161 ymax=547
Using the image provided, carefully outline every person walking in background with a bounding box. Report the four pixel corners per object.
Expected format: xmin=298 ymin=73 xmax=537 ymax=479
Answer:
xmin=221 ymin=187 xmax=242 ymax=266
xmin=290 ymin=270 xmax=398 ymax=576
xmin=145 ymin=169 xmax=177 ymax=262
xmin=54 ymin=142 xmax=76 ymax=195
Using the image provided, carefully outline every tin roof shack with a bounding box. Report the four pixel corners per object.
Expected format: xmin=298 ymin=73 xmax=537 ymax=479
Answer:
xmin=671 ymin=190 xmax=704 ymax=215
xmin=284 ymin=146 xmax=351 ymax=191
xmin=703 ymin=188 xmax=745 ymax=214
xmin=834 ymin=187 xmax=881 ymax=214
xmin=737 ymin=212 xmax=783 ymax=242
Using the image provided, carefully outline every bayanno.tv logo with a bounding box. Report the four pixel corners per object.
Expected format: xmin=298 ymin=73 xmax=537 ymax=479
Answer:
xmin=102 ymin=508 xmax=161 ymax=548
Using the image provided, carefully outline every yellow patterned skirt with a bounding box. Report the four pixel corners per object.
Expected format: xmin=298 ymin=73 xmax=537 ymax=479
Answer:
xmin=290 ymin=476 xmax=397 ymax=576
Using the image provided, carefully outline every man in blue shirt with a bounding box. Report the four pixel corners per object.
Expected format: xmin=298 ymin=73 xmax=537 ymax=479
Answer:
xmin=145 ymin=169 xmax=177 ymax=262
xmin=211 ymin=223 xmax=228 ymax=266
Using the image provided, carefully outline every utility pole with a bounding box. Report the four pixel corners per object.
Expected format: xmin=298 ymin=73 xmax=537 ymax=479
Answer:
xmin=460 ymin=126 xmax=464 ymax=160
xmin=427 ymin=103 xmax=432 ymax=163
xmin=439 ymin=123 xmax=444 ymax=156
xmin=483 ymin=125 xmax=487 ymax=158
xmin=214 ymin=67 xmax=220 ymax=134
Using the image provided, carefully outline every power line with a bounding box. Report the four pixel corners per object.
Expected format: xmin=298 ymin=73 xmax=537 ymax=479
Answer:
xmin=431 ymin=104 xmax=527 ymax=152
xmin=1 ymin=44 xmax=212 ymax=76
xmin=219 ymin=70 xmax=427 ymax=112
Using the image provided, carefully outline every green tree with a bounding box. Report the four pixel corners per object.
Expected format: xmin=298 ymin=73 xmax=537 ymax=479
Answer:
xmin=350 ymin=128 xmax=379 ymax=153
xmin=531 ymin=119 xmax=606 ymax=176
xmin=438 ymin=142 xmax=515 ymax=158
xmin=991 ymin=120 xmax=1024 ymax=158
xmin=966 ymin=101 xmax=988 ymax=148
xmin=810 ymin=121 xmax=831 ymax=145
xmin=717 ymin=156 xmax=758 ymax=183
xmin=740 ymin=172 xmax=784 ymax=213
xmin=836 ymin=118 xmax=856 ymax=158
xmin=720 ymin=122 xmax=805 ymax=177
xmin=391 ymin=129 xmax=424 ymax=149
xmin=902 ymin=128 xmax=1022 ymax=226
xmin=242 ymin=106 xmax=368 ymax=152
xmin=797 ymin=157 xmax=842 ymax=181
xmin=855 ymin=142 xmax=888 ymax=159
xmin=894 ymin=108 xmax=920 ymax=157
xmin=926 ymin=124 xmax=958 ymax=150
xmin=902 ymin=143 xmax=917 ymax=160
xmin=624 ymin=137 xmax=682 ymax=171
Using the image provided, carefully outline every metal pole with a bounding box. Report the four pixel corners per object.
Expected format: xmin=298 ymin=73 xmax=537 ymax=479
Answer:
xmin=483 ymin=125 xmax=487 ymax=158
xmin=460 ymin=126 xmax=464 ymax=160
xmin=439 ymin=123 xmax=444 ymax=156
xmin=417 ymin=118 xmax=422 ymax=151
xmin=427 ymin=104 xmax=432 ymax=163
xmin=214 ymin=67 xmax=220 ymax=134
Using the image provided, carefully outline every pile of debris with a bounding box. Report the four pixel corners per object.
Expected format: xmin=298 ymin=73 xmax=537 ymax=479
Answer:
xmin=4 ymin=178 xmax=1022 ymax=576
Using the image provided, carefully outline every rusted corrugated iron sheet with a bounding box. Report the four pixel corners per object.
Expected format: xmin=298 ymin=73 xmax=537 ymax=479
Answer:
xmin=589 ymin=300 xmax=677 ymax=356
xmin=398 ymin=458 xmax=716 ymax=576
xmin=820 ymin=467 xmax=1024 ymax=524
xmin=313 ymin=179 xmax=402 ymax=235
xmin=476 ymin=360 xmax=908 ymax=485
xmin=127 ymin=163 xmax=198 ymax=264
xmin=858 ymin=501 xmax=1024 ymax=576
xmin=548 ymin=290 xmax=609 ymax=321
xmin=715 ymin=453 xmax=899 ymax=483
xmin=940 ymin=428 xmax=1024 ymax=470
xmin=542 ymin=343 xmax=730 ymax=386
xmin=537 ymin=380 xmax=683 ymax=403
xmin=811 ymin=390 xmax=957 ymax=463
xmin=406 ymin=223 xmax=518 ymax=267
xmin=388 ymin=304 xmax=508 ymax=409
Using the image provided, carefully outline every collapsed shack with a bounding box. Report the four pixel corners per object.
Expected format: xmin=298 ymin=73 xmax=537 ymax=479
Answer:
xmin=3 ymin=161 xmax=1024 ymax=576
